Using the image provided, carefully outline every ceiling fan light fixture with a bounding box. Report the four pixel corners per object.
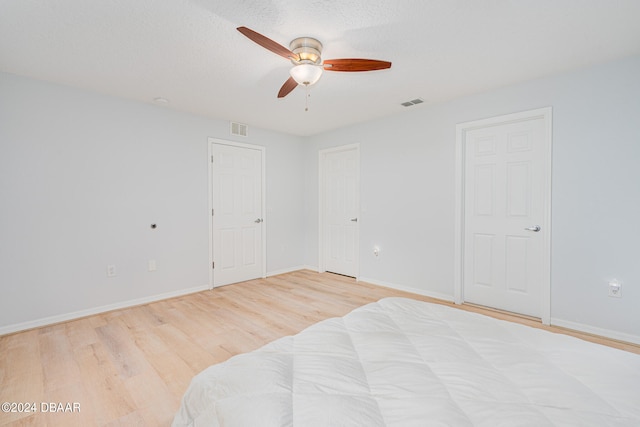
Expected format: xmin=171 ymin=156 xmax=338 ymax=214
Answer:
xmin=289 ymin=63 xmax=323 ymax=86
xmin=236 ymin=27 xmax=391 ymax=98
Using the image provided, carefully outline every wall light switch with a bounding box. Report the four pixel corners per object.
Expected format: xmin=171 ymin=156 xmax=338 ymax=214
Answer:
xmin=148 ymin=260 xmax=157 ymax=272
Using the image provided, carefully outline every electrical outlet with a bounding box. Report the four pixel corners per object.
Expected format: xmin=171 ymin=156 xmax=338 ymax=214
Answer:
xmin=148 ymin=259 xmax=157 ymax=272
xmin=373 ymin=246 xmax=380 ymax=257
xmin=608 ymin=281 xmax=621 ymax=298
xmin=107 ymin=265 xmax=116 ymax=277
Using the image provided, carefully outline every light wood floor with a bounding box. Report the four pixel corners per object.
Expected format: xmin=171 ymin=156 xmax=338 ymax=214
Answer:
xmin=1 ymin=270 xmax=638 ymax=426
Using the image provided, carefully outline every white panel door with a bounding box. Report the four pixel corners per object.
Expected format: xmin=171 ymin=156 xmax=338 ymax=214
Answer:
xmin=212 ymin=143 xmax=263 ymax=286
xmin=463 ymin=117 xmax=547 ymax=317
xmin=321 ymin=146 xmax=359 ymax=277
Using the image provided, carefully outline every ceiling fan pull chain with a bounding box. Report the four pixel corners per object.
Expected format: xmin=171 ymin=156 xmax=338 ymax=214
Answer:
xmin=305 ymin=86 xmax=310 ymax=112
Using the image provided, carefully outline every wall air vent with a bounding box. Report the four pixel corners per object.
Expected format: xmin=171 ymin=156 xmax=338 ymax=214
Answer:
xmin=401 ymin=98 xmax=425 ymax=107
xmin=230 ymin=122 xmax=249 ymax=137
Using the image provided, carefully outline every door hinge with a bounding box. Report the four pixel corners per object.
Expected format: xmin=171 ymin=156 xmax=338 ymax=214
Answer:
xmin=212 ymin=261 xmax=215 ymax=269
xmin=212 ymin=209 xmax=214 ymax=216
xmin=211 ymin=155 xmax=214 ymax=163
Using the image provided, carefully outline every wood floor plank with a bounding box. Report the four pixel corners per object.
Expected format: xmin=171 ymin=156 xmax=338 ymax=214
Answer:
xmin=64 ymin=318 xmax=100 ymax=350
xmin=0 ymin=331 xmax=44 ymax=425
xmin=95 ymin=322 xmax=148 ymax=379
xmin=123 ymin=367 xmax=179 ymax=425
xmin=129 ymin=324 xmax=205 ymax=399
xmin=39 ymin=328 xmax=83 ymax=393
xmin=1 ymin=270 xmax=638 ymax=427
xmin=73 ymin=343 xmax=136 ymax=425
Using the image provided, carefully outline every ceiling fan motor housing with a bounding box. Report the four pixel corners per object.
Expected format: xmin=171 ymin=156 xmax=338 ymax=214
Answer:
xmin=289 ymin=37 xmax=323 ymax=65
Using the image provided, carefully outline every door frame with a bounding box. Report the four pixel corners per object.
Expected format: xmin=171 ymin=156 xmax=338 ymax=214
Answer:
xmin=453 ymin=107 xmax=552 ymax=324
xmin=318 ymin=143 xmax=360 ymax=278
xmin=208 ymin=137 xmax=266 ymax=289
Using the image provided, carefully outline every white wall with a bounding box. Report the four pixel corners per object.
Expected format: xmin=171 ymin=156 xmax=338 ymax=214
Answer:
xmin=2 ymin=55 xmax=639 ymax=342
xmin=0 ymin=72 xmax=305 ymax=332
xmin=303 ymin=55 xmax=640 ymax=340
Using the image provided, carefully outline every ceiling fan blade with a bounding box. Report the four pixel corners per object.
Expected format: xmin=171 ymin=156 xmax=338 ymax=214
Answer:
xmin=323 ymin=59 xmax=392 ymax=72
xmin=277 ymin=76 xmax=298 ymax=98
xmin=237 ymin=26 xmax=299 ymax=61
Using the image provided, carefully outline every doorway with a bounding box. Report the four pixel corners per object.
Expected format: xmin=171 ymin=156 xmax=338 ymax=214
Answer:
xmin=319 ymin=144 xmax=360 ymax=278
xmin=455 ymin=108 xmax=552 ymax=322
xmin=209 ymin=139 xmax=266 ymax=287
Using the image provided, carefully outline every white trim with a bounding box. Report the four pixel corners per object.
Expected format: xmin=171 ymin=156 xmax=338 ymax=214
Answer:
xmin=266 ymin=265 xmax=328 ymax=277
xmin=359 ymin=277 xmax=454 ymax=303
xmin=208 ymin=138 xmax=267 ymax=288
xmin=454 ymin=107 xmax=553 ymax=324
xmin=305 ymin=264 xmax=321 ymax=273
xmin=318 ymin=144 xmax=360 ymax=279
xmin=0 ymin=284 xmax=210 ymax=336
xmin=208 ymin=140 xmax=214 ymax=290
xmin=266 ymin=265 xmax=307 ymax=277
xmin=551 ymin=318 xmax=640 ymax=346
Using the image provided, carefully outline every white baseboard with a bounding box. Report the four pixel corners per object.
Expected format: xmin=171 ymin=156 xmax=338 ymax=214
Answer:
xmin=358 ymin=276 xmax=455 ymax=303
xmin=0 ymin=284 xmax=210 ymax=336
xmin=550 ymin=317 xmax=640 ymax=346
xmin=267 ymin=265 xmax=318 ymax=277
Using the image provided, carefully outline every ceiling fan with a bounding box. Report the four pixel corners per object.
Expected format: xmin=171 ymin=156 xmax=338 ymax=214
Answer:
xmin=237 ymin=26 xmax=392 ymax=98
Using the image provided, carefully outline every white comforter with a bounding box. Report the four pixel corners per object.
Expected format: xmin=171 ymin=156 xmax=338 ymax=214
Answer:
xmin=173 ymin=297 xmax=640 ymax=426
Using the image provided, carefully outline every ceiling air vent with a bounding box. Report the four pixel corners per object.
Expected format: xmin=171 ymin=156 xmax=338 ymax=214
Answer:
xmin=230 ymin=122 xmax=248 ymax=137
xmin=401 ymin=98 xmax=424 ymax=107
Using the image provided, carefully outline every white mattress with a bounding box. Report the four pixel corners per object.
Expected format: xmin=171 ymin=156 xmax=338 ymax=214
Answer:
xmin=173 ymin=297 xmax=640 ymax=426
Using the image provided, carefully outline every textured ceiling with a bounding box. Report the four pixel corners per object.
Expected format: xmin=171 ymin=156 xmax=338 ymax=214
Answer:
xmin=2 ymin=0 xmax=640 ymax=136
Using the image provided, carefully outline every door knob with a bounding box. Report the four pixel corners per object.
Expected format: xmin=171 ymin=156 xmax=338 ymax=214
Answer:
xmin=524 ymin=225 xmax=540 ymax=232
xmin=350 ymin=218 xmax=358 ymax=222
xmin=254 ymin=218 xmax=263 ymax=223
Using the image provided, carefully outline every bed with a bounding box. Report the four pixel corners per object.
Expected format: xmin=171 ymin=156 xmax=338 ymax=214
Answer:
xmin=173 ymin=297 xmax=640 ymax=426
